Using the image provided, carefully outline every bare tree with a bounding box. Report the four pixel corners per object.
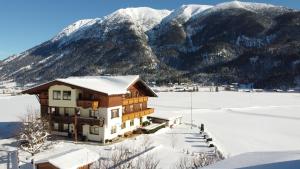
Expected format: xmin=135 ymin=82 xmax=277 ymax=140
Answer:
xmin=92 ymin=144 xmax=160 ymax=169
xmin=174 ymin=151 xmax=224 ymax=169
xmin=191 ymin=153 xmax=217 ymax=168
xmin=18 ymin=107 xmax=50 ymax=156
xmin=135 ymin=154 xmax=159 ymax=169
xmin=174 ymin=157 xmax=191 ymax=169
xmin=93 ymin=145 xmax=134 ymax=169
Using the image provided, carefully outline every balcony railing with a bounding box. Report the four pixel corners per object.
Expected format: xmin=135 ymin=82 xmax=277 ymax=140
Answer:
xmin=122 ymin=96 xmax=148 ymax=106
xmin=77 ymin=100 xmax=99 ymax=109
xmin=122 ymin=108 xmax=154 ymax=122
xmin=50 ymin=114 xmax=104 ymax=127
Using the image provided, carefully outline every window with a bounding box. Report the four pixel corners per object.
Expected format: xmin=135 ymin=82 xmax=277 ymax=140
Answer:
xmin=89 ymin=110 xmax=99 ymax=118
xmin=63 ymin=91 xmax=71 ymax=100
xmin=63 ymin=124 xmax=69 ymax=131
xmin=90 ymin=126 xmax=99 ymax=135
xmin=53 ymin=123 xmax=59 ymax=130
xmin=121 ymin=122 xmax=126 ymax=129
xmin=139 ymin=103 xmax=143 ymax=110
xmin=111 ymin=109 xmax=119 ymax=119
xmin=52 ymin=107 xmax=59 ymax=116
xmin=129 ymin=105 xmax=134 ymax=112
xmin=130 ymin=120 xmax=134 ymax=126
xmin=53 ymin=91 xmax=61 ymax=100
xmin=111 ymin=125 xmax=117 ymax=134
xmin=78 ymin=93 xmax=82 ymax=100
xmin=89 ymin=94 xmax=95 ymax=100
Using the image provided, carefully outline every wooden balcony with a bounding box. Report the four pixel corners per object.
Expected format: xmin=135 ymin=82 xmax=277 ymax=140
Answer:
xmin=122 ymin=96 xmax=148 ymax=106
xmin=50 ymin=114 xmax=104 ymax=127
xmin=122 ymin=108 xmax=154 ymax=122
xmin=77 ymin=100 xmax=99 ymax=109
xmin=40 ymin=98 xmax=48 ymax=106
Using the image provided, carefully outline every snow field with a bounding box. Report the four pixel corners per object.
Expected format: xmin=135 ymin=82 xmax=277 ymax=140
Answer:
xmin=1 ymin=91 xmax=300 ymax=168
xmin=148 ymin=92 xmax=300 ymax=156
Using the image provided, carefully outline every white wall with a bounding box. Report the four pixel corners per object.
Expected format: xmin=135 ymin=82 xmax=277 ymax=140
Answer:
xmin=49 ymin=85 xmax=78 ymax=107
xmin=102 ymin=105 xmax=123 ymax=140
xmin=82 ymin=124 xmax=104 ymax=142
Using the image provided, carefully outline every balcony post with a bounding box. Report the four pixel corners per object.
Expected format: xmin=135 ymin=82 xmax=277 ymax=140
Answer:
xmin=74 ymin=109 xmax=79 ymax=143
xmin=48 ymin=107 xmax=53 ymax=132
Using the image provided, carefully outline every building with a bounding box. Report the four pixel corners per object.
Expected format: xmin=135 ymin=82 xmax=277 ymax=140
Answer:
xmin=34 ymin=148 xmax=99 ymax=169
xmin=22 ymin=75 xmax=157 ymax=143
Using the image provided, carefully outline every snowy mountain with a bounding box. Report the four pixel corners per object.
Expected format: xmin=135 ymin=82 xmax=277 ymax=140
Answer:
xmin=0 ymin=1 xmax=300 ymax=88
xmin=52 ymin=19 xmax=99 ymax=42
xmin=103 ymin=7 xmax=171 ymax=32
xmin=162 ymin=4 xmax=213 ymax=24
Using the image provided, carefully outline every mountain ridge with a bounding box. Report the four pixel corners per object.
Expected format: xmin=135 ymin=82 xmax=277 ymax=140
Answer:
xmin=1 ymin=1 xmax=300 ymax=88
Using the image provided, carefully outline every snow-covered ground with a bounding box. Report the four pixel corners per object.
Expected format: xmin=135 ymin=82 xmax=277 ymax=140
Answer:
xmin=149 ymin=91 xmax=300 ymax=168
xmin=1 ymin=91 xmax=300 ymax=168
xmin=149 ymin=92 xmax=300 ymax=156
xmin=0 ymin=94 xmax=215 ymax=169
xmin=203 ymin=151 xmax=300 ymax=169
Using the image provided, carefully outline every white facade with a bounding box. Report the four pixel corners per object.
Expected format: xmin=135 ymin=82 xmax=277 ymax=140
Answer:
xmin=48 ymin=84 xmax=148 ymax=143
xmin=80 ymin=106 xmax=148 ymax=142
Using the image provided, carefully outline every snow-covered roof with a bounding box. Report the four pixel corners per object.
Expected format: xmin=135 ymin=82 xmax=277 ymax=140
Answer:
xmin=23 ymin=75 xmax=157 ymax=96
xmin=57 ymin=75 xmax=139 ymax=95
xmin=35 ymin=148 xmax=99 ymax=169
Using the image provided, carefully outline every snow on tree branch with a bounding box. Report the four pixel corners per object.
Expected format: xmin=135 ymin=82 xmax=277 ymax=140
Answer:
xmin=18 ymin=107 xmax=50 ymax=156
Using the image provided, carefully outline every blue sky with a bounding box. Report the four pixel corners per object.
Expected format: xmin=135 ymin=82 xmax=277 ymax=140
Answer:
xmin=0 ymin=0 xmax=299 ymax=60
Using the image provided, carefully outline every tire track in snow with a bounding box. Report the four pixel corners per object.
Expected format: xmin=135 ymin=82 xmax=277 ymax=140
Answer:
xmin=225 ymin=109 xmax=300 ymax=121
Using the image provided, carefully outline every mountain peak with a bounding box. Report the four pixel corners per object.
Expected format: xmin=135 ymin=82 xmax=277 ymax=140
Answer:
xmin=104 ymin=7 xmax=171 ymax=31
xmin=52 ymin=19 xmax=99 ymax=42
xmin=163 ymin=4 xmax=212 ymax=23
xmin=213 ymin=1 xmax=278 ymax=12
